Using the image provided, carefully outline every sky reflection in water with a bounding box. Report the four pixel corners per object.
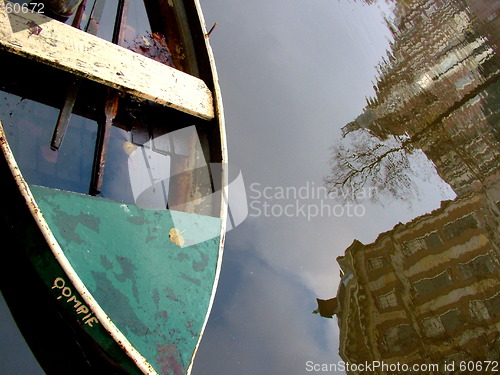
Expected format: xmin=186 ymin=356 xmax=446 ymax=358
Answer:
xmin=194 ymin=0 xmax=499 ymax=374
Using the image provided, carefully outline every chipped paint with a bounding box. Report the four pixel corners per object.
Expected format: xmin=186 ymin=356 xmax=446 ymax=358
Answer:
xmin=0 ymin=123 xmax=152 ymax=374
xmin=169 ymin=228 xmax=185 ymax=247
xmin=30 ymin=185 xmax=222 ymax=373
xmin=156 ymin=344 xmax=184 ymax=375
xmin=0 ymin=4 xmax=215 ymax=120
xmin=0 ymin=0 xmax=228 ymax=372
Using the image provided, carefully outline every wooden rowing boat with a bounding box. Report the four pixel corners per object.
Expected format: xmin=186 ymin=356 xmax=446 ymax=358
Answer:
xmin=0 ymin=1 xmax=227 ymax=374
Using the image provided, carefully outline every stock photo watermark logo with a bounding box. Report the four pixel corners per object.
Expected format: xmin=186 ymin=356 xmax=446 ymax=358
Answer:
xmin=248 ymin=182 xmax=376 ymax=221
xmin=127 ymin=126 xmax=248 ymax=247
xmin=2 ymin=1 xmax=51 ymax=34
xmin=125 ymin=126 xmax=375 ymax=243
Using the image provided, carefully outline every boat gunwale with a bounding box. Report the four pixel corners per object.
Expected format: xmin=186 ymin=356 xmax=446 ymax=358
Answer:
xmin=185 ymin=1 xmax=228 ymax=373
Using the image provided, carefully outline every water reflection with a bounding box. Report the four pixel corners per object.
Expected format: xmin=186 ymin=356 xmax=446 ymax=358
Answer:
xmin=0 ymin=95 xmax=96 ymax=194
xmin=323 ymin=185 xmax=500 ymax=370
xmin=326 ymin=0 xmax=499 ymax=200
xmin=318 ymin=0 xmax=499 ymax=371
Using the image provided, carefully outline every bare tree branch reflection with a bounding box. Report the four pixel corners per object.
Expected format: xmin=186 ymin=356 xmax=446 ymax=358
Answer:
xmin=324 ymin=0 xmax=500 ymax=204
xmin=324 ymin=129 xmax=435 ymax=203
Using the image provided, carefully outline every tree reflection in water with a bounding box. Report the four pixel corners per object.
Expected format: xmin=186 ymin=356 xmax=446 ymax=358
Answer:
xmin=318 ymin=0 xmax=500 ymax=372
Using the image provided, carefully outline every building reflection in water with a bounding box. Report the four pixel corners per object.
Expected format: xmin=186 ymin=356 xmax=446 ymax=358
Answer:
xmin=317 ymin=0 xmax=499 ymax=372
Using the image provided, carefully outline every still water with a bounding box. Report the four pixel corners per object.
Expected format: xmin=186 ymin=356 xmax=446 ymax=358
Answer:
xmin=0 ymin=0 xmax=499 ymax=374
xmin=316 ymin=0 xmax=499 ymax=370
xmin=194 ymin=0 xmax=499 ymax=374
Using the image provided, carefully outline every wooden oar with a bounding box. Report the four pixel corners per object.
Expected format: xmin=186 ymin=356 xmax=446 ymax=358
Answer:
xmin=71 ymin=0 xmax=87 ymax=28
xmin=50 ymin=0 xmax=104 ymax=151
xmin=89 ymin=0 xmax=128 ymax=195
xmin=89 ymin=89 xmax=119 ymax=195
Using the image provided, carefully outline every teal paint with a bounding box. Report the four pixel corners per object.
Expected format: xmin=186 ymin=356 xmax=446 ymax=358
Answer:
xmin=30 ymin=185 xmax=222 ymax=374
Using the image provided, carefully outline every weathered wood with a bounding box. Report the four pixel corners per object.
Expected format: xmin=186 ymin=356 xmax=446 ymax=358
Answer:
xmin=89 ymin=89 xmax=119 ymax=195
xmin=143 ymin=0 xmax=198 ymax=75
xmin=84 ymin=0 xmax=106 ymax=35
xmin=71 ymin=0 xmax=87 ymax=28
xmin=0 ymin=2 xmax=214 ymax=120
xmin=89 ymin=1 xmax=128 ymax=195
xmin=50 ymin=78 xmax=81 ymax=150
xmin=112 ymin=0 xmax=128 ymax=46
xmin=51 ymin=0 xmax=106 ymax=151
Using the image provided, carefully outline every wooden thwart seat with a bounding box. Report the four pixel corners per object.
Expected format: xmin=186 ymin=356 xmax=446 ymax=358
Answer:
xmin=0 ymin=2 xmax=215 ymax=120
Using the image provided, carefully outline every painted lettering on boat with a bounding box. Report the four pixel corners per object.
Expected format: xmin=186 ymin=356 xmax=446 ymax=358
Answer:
xmin=52 ymin=277 xmax=99 ymax=327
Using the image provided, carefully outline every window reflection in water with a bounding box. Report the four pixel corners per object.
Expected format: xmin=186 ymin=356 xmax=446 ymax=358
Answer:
xmin=317 ymin=0 xmax=499 ymax=371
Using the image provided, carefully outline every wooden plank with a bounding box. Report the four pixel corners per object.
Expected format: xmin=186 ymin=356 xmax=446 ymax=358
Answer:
xmin=0 ymin=2 xmax=214 ymax=120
